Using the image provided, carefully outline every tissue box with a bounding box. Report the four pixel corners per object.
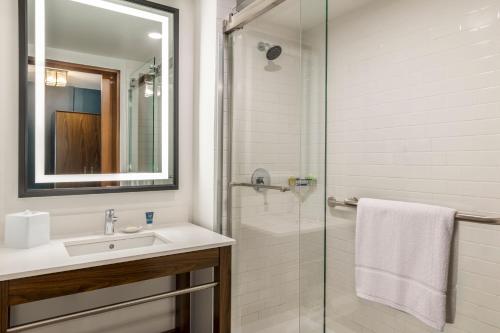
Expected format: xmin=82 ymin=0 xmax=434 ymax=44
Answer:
xmin=5 ymin=210 xmax=50 ymax=249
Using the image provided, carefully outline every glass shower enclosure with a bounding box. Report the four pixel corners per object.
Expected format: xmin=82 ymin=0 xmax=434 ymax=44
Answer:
xmin=224 ymin=0 xmax=328 ymax=332
xmin=127 ymin=58 xmax=162 ymax=174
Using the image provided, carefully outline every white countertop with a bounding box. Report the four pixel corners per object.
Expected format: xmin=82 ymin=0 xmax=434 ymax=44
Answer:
xmin=0 ymin=223 xmax=235 ymax=281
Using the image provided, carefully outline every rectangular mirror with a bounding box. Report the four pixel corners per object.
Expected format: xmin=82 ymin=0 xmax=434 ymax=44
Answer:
xmin=19 ymin=0 xmax=179 ymax=196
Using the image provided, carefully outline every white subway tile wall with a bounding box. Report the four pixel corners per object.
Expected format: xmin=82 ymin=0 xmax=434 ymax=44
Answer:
xmin=327 ymin=0 xmax=500 ymax=332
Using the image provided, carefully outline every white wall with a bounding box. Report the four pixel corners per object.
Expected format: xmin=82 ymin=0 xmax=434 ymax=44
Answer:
xmin=326 ymin=0 xmax=500 ymax=332
xmin=0 ymin=0 xmax=194 ymax=331
xmin=190 ymin=2 xmax=235 ymax=332
xmin=192 ymin=0 xmax=218 ymax=231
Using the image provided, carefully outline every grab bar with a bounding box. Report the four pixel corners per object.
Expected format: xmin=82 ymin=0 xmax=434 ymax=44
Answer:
xmin=328 ymin=197 xmax=500 ymax=225
xmin=230 ymin=182 xmax=290 ymax=192
xmin=7 ymin=282 xmax=218 ymax=332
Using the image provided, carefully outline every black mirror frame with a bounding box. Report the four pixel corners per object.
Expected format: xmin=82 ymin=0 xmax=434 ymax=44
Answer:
xmin=18 ymin=0 xmax=179 ymax=197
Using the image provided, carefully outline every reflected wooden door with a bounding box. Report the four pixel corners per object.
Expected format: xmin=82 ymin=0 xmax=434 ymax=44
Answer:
xmin=55 ymin=111 xmax=101 ymax=187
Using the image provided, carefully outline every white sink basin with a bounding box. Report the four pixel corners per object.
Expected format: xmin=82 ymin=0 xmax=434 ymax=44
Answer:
xmin=64 ymin=232 xmax=169 ymax=257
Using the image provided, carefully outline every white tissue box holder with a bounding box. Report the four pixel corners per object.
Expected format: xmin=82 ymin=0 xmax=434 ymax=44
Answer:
xmin=4 ymin=210 xmax=50 ymax=249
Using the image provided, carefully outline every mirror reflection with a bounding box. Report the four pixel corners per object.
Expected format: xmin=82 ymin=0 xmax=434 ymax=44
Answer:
xmin=24 ymin=0 xmax=177 ymax=192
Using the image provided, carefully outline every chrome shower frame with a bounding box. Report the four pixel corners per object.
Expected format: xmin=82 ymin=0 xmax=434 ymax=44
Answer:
xmin=224 ymin=0 xmax=287 ymax=33
xmin=214 ymin=28 xmax=226 ymax=234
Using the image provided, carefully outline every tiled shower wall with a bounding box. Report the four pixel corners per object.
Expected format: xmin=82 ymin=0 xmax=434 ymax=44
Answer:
xmin=326 ymin=0 xmax=500 ymax=332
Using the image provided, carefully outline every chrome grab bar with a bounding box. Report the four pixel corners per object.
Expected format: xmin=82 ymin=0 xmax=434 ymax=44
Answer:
xmin=7 ymin=282 xmax=218 ymax=332
xmin=328 ymin=197 xmax=359 ymax=208
xmin=328 ymin=197 xmax=500 ymax=225
xmin=230 ymin=182 xmax=290 ymax=192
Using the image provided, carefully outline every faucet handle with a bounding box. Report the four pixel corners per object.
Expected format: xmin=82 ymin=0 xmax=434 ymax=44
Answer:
xmin=256 ymin=176 xmax=265 ymax=185
xmin=105 ymin=209 xmax=118 ymax=221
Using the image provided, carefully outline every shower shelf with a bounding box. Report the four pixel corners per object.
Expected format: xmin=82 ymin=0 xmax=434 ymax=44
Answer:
xmin=328 ymin=197 xmax=500 ymax=225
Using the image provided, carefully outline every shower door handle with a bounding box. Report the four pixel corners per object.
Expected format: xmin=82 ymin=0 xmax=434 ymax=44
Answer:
xmin=230 ymin=182 xmax=290 ymax=192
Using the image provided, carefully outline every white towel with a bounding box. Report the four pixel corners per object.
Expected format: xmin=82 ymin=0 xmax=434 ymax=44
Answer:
xmin=355 ymin=198 xmax=456 ymax=331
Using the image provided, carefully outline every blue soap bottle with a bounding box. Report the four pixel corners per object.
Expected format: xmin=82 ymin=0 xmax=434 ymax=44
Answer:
xmin=145 ymin=212 xmax=154 ymax=229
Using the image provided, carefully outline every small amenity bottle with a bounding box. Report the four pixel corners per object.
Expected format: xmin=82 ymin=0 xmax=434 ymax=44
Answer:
xmin=145 ymin=212 xmax=154 ymax=229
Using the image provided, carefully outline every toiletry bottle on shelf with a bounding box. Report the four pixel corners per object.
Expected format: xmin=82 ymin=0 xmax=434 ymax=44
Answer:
xmin=145 ymin=212 xmax=154 ymax=229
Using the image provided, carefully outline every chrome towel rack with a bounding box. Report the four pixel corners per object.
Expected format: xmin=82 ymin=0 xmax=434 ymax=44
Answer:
xmin=6 ymin=282 xmax=218 ymax=332
xmin=328 ymin=197 xmax=500 ymax=225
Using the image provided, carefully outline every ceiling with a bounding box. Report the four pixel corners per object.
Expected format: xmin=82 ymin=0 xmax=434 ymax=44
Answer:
xmin=28 ymin=0 xmax=167 ymax=62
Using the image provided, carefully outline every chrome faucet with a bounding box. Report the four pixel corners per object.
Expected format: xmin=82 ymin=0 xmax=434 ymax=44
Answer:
xmin=104 ymin=209 xmax=118 ymax=235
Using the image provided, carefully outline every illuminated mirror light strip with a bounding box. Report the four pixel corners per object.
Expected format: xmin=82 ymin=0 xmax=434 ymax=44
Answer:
xmin=161 ymin=18 xmax=169 ymax=178
xmin=34 ymin=0 xmax=46 ymax=184
xmin=37 ymin=173 xmax=170 ymax=183
xmin=69 ymin=0 xmax=168 ymax=23
xmin=34 ymin=0 xmax=170 ymax=183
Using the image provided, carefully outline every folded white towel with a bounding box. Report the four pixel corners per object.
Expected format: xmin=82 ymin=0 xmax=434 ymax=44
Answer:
xmin=355 ymin=198 xmax=456 ymax=331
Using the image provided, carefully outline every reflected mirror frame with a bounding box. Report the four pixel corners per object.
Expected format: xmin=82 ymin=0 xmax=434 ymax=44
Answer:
xmin=18 ymin=0 xmax=179 ymax=197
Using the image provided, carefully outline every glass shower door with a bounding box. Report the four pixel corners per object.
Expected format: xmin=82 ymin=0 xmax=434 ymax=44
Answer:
xmin=127 ymin=58 xmax=161 ymax=174
xmin=226 ymin=1 xmax=327 ymax=332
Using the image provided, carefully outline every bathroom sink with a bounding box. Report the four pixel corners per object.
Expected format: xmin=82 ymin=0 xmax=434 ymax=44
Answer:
xmin=64 ymin=232 xmax=169 ymax=257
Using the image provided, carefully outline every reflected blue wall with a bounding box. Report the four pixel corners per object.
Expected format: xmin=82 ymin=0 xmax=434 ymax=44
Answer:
xmin=26 ymin=82 xmax=101 ymax=189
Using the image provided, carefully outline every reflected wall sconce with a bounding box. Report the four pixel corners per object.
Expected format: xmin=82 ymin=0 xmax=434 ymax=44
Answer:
xmin=45 ymin=68 xmax=68 ymax=87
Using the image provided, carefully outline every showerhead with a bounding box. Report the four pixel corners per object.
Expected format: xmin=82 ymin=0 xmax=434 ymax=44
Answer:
xmin=258 ymin=42 xmax=282 ymax=61
xmin=266 ymin=45 xmax=282 ymax=61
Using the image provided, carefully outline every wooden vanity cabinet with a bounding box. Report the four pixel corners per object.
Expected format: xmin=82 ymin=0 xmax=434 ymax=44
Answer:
xmin=0 ymin=246 xmax=231 ymax=333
